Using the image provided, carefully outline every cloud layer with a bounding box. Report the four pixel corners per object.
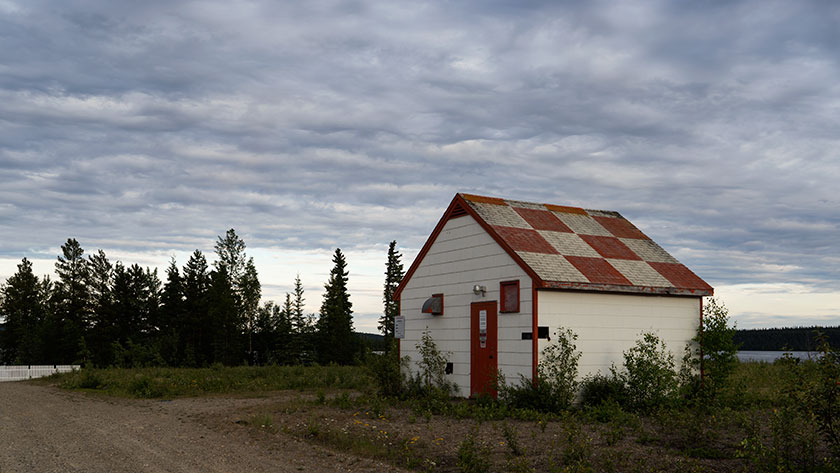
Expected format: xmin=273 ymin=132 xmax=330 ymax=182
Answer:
xmin=1 ymin=0 xmax=839 ymax=329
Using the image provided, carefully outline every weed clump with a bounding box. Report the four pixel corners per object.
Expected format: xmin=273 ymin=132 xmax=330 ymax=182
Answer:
xmin=456 ymin=428 xmax=491 ymax=473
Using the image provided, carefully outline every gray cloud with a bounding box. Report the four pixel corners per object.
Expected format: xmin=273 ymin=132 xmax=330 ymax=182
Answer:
xmin=1 ymin=0 xmax=839 ymax=324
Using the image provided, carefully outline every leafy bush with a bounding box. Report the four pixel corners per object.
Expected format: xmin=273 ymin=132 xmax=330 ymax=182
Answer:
xmin=60 ymin=369 xmax=105 ymax=390
xmin=404 ymin=328 xmax=455 ymax=399
xmin=618 ymin=332 xmax=678 ymax=412
xmin=499 ymin=327 xmax=581 ymax=413
xmin=681 ymin=298 xmax=739 ymax=402
xmin=539 ymin=327 xmax=582 ymax=410
xmin=365 ymin=339 xmax=406 ymax=397
xmin=580 ymin=373 xmax=627 ymax=408
xmin=802 ymin=333 xmax=840 ymax=457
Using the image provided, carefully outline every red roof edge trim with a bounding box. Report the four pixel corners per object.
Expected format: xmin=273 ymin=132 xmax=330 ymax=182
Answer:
xmin=540 ymin=280 xmax=712 ymax=296
xmin=461 ymin=193 xmax=507 ymax=205
xmin=394 ymin=194 xmax=546 ymax=301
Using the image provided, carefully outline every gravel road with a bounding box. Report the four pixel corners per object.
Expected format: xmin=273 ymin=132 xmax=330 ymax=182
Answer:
xmin=0 ymin=381 xmax=406 ymax=473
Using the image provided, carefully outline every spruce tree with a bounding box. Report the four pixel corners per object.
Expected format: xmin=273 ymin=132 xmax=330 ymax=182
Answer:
xmin=49 ymin=238 xmax=91 ymax=363
xmin=159 ymin=258 xmax=184 ymax=365
xmin=316 ymin=248 xmax=355 ymax=365
xmin=86 ymin=250 xmax=115 ymax=365
xmin=182 ymin=250 xmax=210 ymax=366
xmin=379 ymin=240 xmax=404 ymax=345
xmin=240 ymin=258 xmax=261 ymax=361
xmin=291 ymin=275 xmax=307 ymax=333
xmin=208 ymin=265 xmax=243 ymax=365
xmin=0 ymin=258 xmax=46 ymax=364
xmin=288 ymin=275 xmax=313 ymax=364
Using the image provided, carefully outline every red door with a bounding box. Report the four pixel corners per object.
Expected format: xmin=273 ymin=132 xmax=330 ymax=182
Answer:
xmin=470 ymin=301 xmax=498 ymax=397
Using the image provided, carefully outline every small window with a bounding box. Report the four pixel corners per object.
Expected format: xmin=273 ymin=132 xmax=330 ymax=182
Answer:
xmin=421 ymin=293 xmax=444 ymax=315
xmin=500 ymin=280 xmax=520 ymax=313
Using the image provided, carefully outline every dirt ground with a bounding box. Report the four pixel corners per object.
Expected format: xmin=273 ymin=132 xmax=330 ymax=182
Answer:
xmin=0 ymin=381 xmax=408 ymax=473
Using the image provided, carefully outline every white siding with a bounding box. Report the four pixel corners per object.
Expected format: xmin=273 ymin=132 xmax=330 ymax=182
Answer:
xmin=537 ymin=291 xmax=700 ymax=378
xmin=400 ymin=215 xmax=534 ymax=397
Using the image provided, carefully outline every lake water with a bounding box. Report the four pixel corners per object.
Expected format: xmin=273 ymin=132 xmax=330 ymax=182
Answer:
xmin=736 ymin=351 xmax=818 ymax=363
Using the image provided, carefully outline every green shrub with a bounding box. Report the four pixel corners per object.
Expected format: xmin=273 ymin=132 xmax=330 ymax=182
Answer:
xmin=680 ymin=298 xmax=739 ymax=403
xmin=618 ymin=332 xmax=678 ymax=412
xmin=802 ymin=333 xmax=840 ymax=457
xmin=539 ymin=327 xmax=582 ymax=410
xmin=580 ymin=373 xmax=627 ymax=408
xmin=457 ymin=428 xmax=491 ymax=473
xmin=365 ymin=339 xmax=406 ymax=397
xmin=405 ymin=328 xmax=455 ymax=399
xmin=499 ymin=374 xmax=554 ymax=412
xmin=129 ymin=374 xmax=164 ymax=398
xmin=78 ymin=369 xmax=105 ymax=389
xmin=585 ymin=399 xmax=632 ymax=425
xmin=498 ymin=327 xmax=580 ymax=413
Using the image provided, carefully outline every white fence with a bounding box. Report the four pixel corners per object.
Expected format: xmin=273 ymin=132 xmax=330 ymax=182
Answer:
xmin=0 ymin=365 xmax=79 ymax=382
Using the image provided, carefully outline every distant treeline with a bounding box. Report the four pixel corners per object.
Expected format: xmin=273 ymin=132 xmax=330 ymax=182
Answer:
xmin=734 ymin=326 xmax=840 ymax=351
xmin=0 ymin=230 xmax=403 ymax=368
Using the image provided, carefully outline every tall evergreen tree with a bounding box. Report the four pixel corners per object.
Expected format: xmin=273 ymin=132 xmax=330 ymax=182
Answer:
xmin=0 ymin=258 xmax=47 ymax=364
xmin=182 ymin=250 xmax=211 ymax=366
xmin=379 ymin=240 xmax=404 ymax=345
xmin=207 ymin=265 xmax=243 ymax=365
xmin=159 ymin=258 xmax=184 ymax=364
xmin=214 ymin=229 xmax=261 ymax=361
xmin=291 ymin=275 xmax=307 ymax=334
xmin=86 ymin=250 xmax=116 ymax=365
xmin=49 ymin=238 xmax=91 ymax=363
xmin=240 ymin=258 xmax=261 ymax=361
xmin=87 ymin=250 xmax=113 ymax=319
xmin=316 ymin=248 xmax=355 ymax=365
xmin=278 ymin=293 xmax=293 ymax=343
xmin=288 ymin=275 xmax=313 ymax=364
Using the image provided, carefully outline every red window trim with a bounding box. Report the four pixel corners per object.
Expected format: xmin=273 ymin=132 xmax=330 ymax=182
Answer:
xmin=432 ymin=293 xmax=444 ymax=316
xmin=499 ymin=280 xmax=520 ymax=313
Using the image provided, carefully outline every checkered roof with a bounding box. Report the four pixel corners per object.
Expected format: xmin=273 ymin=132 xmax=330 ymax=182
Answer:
xmin=460 ymin=193 xmax=713 ymax=296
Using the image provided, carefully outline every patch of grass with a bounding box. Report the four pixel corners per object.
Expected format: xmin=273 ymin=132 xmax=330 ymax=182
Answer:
xmin=54 ymin=365 xmax=373 ymax=398
xmin=245 ymin=413 xmax=276 ymax=433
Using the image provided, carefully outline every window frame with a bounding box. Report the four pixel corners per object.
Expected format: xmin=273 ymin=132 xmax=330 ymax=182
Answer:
xmin=499 ymin=280 xmax=520 ymax=313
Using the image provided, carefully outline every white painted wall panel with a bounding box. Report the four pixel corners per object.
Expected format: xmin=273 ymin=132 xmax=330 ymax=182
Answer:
xmin=400 ymin=215 xmax=533 ymax=397
xmin=537 ymin=291 xmax=700 ymax=379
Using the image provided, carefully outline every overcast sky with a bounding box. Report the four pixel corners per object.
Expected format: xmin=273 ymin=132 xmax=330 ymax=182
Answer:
xmin=1 ymin=0 xmax=838 ymax=331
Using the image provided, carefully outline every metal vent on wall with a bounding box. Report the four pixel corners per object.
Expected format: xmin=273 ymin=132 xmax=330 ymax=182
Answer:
xmin=421 ymin=294 xmax=443 ymax=315
xmin=449 ymin=202 xmax=468 ymax=218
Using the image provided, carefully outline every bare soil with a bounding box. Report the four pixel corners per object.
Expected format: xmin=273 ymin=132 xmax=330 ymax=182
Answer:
xmin=0 ymin=381 xmax=408 ymax=473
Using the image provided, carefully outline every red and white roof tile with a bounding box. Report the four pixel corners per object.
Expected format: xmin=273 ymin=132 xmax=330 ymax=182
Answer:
xmin=461 ymin=194 xmax=713 ymax=295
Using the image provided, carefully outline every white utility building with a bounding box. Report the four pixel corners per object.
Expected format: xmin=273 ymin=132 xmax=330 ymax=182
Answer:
xmin=394 ymin=193 xmax=713 ymax=398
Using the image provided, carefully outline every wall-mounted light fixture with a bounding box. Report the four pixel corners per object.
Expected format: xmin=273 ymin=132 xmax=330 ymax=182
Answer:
xmin=472 ymin=285 xmax=486 ymax=296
